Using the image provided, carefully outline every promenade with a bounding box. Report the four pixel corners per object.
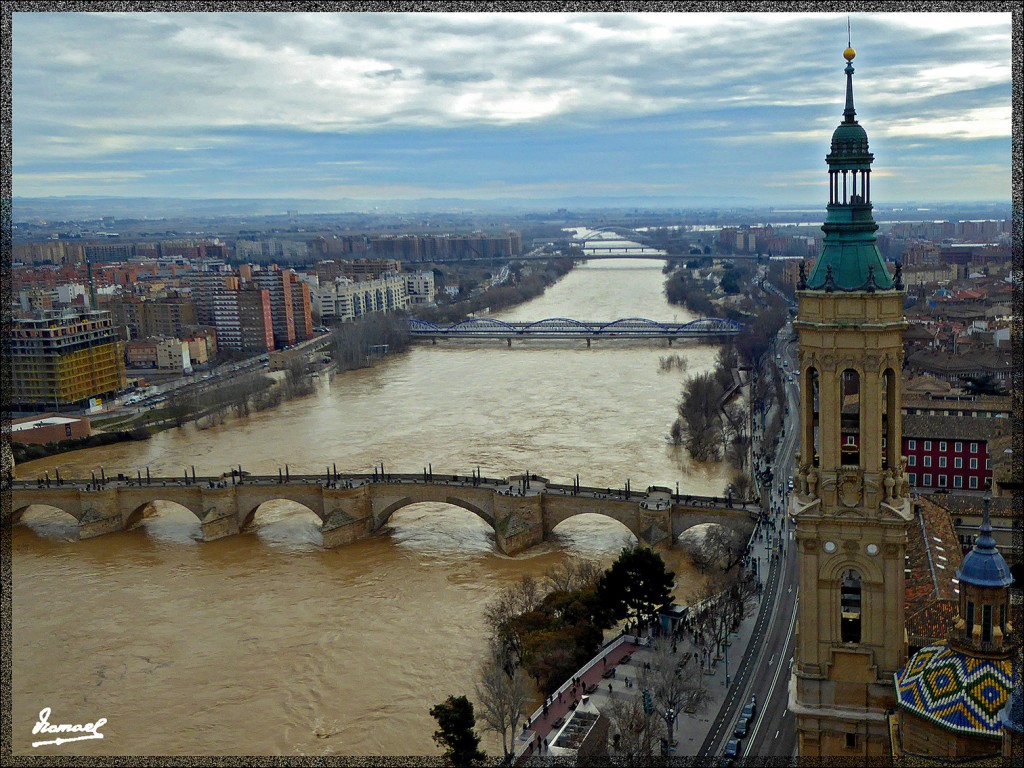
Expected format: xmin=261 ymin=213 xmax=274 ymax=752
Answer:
xmin=511 ymin=507 xmax=788 ymax=764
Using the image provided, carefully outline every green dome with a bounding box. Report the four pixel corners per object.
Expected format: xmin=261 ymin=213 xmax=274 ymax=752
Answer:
xmin=830 ymin=122 xmax=870 ymax=157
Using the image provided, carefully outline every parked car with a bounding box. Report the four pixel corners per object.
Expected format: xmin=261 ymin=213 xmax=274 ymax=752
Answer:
xmin=742 ymin=702 xmax=755 ymax=721
xmin=733 ymin=717 xmax=749 ymax=738
xmin=724 ymin=738 xmax=741 ymax=758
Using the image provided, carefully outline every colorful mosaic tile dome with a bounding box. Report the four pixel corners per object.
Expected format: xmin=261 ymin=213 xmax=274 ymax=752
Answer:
xmin=895 ymin=642 xmax=1017 ymax=737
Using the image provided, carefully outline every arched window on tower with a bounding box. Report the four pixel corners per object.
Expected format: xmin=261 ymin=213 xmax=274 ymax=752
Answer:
xmin=882 ymin=368 xmax=898 ymax=471
xmin=841 ymin=569 xmax=862 ymax=643
xmin=841 ymin=369 xmax=860 ymax=466
xmin=804 ymin=367 xmax=821 ymax=468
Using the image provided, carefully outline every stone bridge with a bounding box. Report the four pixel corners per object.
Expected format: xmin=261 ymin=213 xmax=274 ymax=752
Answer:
xmin=11 ymin=472 xmax=758 ymax=556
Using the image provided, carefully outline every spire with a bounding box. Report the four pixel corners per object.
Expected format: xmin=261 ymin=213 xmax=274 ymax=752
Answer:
xmin=844 ymin=21 xmax=857 ymax=122
xmin=976 ymin=494 xmax=997 ymax=552
xmin=843 ymin=57 xmax=857 ymax=123
xmin=803 ymin=44 xmax=895 ymax=293
xmin=956 ymin=494 xmax=1013 ymax=588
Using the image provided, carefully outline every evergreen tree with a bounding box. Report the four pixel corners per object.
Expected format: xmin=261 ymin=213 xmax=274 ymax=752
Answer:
xmin=597 ymin=545 xmax=675 ymax=629
xmin=429 ymin=695 xmax=486 ymax=766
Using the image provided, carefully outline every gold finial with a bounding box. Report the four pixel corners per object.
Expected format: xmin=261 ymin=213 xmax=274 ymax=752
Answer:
xmin=844 ymin=46 xmax=856 ymax=62
xmin=844 ymin=17 xmax=855 ymax=61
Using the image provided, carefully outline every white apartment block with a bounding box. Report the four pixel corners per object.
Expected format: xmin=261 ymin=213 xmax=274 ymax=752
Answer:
xmin=314 ymin=274 xmax=410 ymax=322
xmin=155 ymin=337 xmax=192 ymax=372
xmin=405 ymin=271 xmax=436 ymax=305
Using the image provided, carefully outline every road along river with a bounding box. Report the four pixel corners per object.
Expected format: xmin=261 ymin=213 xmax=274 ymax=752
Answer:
xmin=12 ymin=258 xmax=737 ymax=756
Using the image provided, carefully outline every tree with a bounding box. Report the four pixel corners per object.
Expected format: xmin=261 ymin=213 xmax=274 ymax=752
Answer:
xmin=963 ymin=373 xmax=1006 ymax=396
xmin=678 ymin=371 xmax=725 ymax=461
xmin=638 ymin=638 xmax=710 ymax=729
xmin=165 ymin=389 xmax=194 ymax=428
xmin=597 ymin=545 xmax=675 ymax=630
xmin=474 ymin=642 xmax=531 ymax=759
xmin=429 ymin=695 xmax=486 ymax=766
xmin=484 ymin=575 xmax=543 ymax=661
xmin=603 ymin=686 xmax=658 ymax=767
xmin=542 ymin=556 xmax=602 ymax=594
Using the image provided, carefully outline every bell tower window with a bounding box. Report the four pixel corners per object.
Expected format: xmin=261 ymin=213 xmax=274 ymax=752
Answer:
xmin=840 ymin=569 xmax=862 ymax=643
xmin=841 ymin=369 xmax=860 ymax=466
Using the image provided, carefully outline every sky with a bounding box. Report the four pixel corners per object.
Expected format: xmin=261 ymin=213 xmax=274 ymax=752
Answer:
xmin=10 ymin=10 xmax=1014 ymax=207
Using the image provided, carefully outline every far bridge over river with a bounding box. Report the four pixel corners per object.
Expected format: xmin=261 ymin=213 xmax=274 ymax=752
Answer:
xmin=12 ymin=470 xmax=758 ymax=556
xmin=409 ymin=317 xmax=743 ymax=346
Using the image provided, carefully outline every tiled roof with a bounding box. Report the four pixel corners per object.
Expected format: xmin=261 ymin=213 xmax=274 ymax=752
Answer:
xmin=905 ymin=497 xmax=964 ymax=645
xmin=895 ymin=642 xmax=1016 ymax=737
xmin=906 ymin=600 xmax=959 ymax=647
xmin=902 ymin=413 xmax=1008 ymax=442
xmin=928 ymin=494 xmax=1016 ymax=521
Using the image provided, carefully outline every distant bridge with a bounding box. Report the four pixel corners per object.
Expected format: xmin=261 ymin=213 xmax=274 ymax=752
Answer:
xmin=12 ymin=471 xmax=759 ymax=556
xmin=409 ymin=317 xmax=743 ymax=345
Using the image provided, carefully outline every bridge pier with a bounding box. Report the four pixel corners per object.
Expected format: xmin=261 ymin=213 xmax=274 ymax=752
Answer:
xmin=507 ymin=337 xmax=512 ymax=348
xmin=322 ymin=509 xmax=371 ymax=548
xmin=79 ymin=489 xmax=125 ymax=540
xmin=201 ymin=511 xmax=240 ymax=541
xmin=586 ymin=338 xmax=591 ymax=348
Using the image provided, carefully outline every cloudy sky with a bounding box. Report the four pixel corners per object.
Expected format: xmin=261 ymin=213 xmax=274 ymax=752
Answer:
xmin=11 ymin=9 xmax=1013 ymax=206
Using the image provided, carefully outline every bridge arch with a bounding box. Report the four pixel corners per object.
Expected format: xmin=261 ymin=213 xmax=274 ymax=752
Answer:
xmin=241 ymin=499 xmax=325 ymax=532
xmin=13 ymin=503 xmax=81 ymax=525
xmin=446 ymin=317 xmax=517 ymax=334
xmin=684 ymin=317 xmax=744 ymax=333
xmin=548 ymin=512 xmax=640 ymax=551
xmin=124 ymin=499 xmax=205 ymax=530
xmin=598 ymin=317 xmax=671 ymax=334
xmin=13 ymin=503 xmax=82 ymax=540
xmin=376 ymin=496 xmax=495 ymax=530
xmin=521 ymin=317 xmax=593 ymax=333
xmin=409 ymin=318 xmax=443 ymax=333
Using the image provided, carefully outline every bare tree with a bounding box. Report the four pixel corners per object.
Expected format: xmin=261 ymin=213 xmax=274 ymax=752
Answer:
xmin=165 ymin=389 xmax=194 ymax=428
xmin=484 ymin=575 xmax=543 ymax=661
xmin=725 ymin=471 xmax=753 ymax=501
xmin=637 ymin=639 xmax=709 ymax=741
xmin=542 ymin=556 xmax=602 ymax=594
xmin=602 ymin=685 xmax=659 ymax=767
xmin=473 ymin=641 xmax=532 ymax=759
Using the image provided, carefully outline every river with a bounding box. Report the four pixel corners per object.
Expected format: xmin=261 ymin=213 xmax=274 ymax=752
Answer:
xmin=12 ymin=257 xmax=735 ymax=756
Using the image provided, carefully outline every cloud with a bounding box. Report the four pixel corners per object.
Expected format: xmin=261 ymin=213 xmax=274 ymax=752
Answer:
xmin=10 ymin=10 xmax=1012 ymax=202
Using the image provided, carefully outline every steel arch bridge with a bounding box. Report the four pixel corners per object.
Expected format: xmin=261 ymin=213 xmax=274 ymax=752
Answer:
xmin=409 ymin=316 xmax=743 ymax=342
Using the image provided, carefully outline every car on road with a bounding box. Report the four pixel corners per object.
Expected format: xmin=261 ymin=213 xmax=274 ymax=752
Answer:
xmin=724 ymin=738 xmax=741 ymax=759
xmin=742 ymin=701 xmax=756 ymax=721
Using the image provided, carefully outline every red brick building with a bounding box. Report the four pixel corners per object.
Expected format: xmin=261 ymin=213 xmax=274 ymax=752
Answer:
xmin=901 ymin=414 xmax=1003 ymax=492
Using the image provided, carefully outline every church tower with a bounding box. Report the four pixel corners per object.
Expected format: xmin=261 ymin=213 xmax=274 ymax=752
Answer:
xmin=789 ymin=45 xmax=912 ymax=759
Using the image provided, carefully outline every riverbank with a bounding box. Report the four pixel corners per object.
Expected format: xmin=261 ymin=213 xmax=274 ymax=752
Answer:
xmin=11 ymin=427 xmax=151 ymax=466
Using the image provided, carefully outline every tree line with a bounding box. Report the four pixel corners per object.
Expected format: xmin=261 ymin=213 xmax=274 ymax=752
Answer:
xmin=329 ymin=312 xmax=412 ymax=372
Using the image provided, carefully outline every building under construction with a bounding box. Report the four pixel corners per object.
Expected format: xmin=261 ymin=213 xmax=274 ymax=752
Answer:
xmin=9 ymin=309 xmax=127 ymax=409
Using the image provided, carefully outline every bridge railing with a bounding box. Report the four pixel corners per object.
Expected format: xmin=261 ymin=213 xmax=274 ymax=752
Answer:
xmin=13 ymin=473 xmax=761 ymax=515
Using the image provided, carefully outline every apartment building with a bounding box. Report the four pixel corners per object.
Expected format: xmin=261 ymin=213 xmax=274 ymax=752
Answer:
xmin=9 ymin=309 xmax=126 ymax=407
xmin=314 ymin=274 xmax=410 ymax=322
